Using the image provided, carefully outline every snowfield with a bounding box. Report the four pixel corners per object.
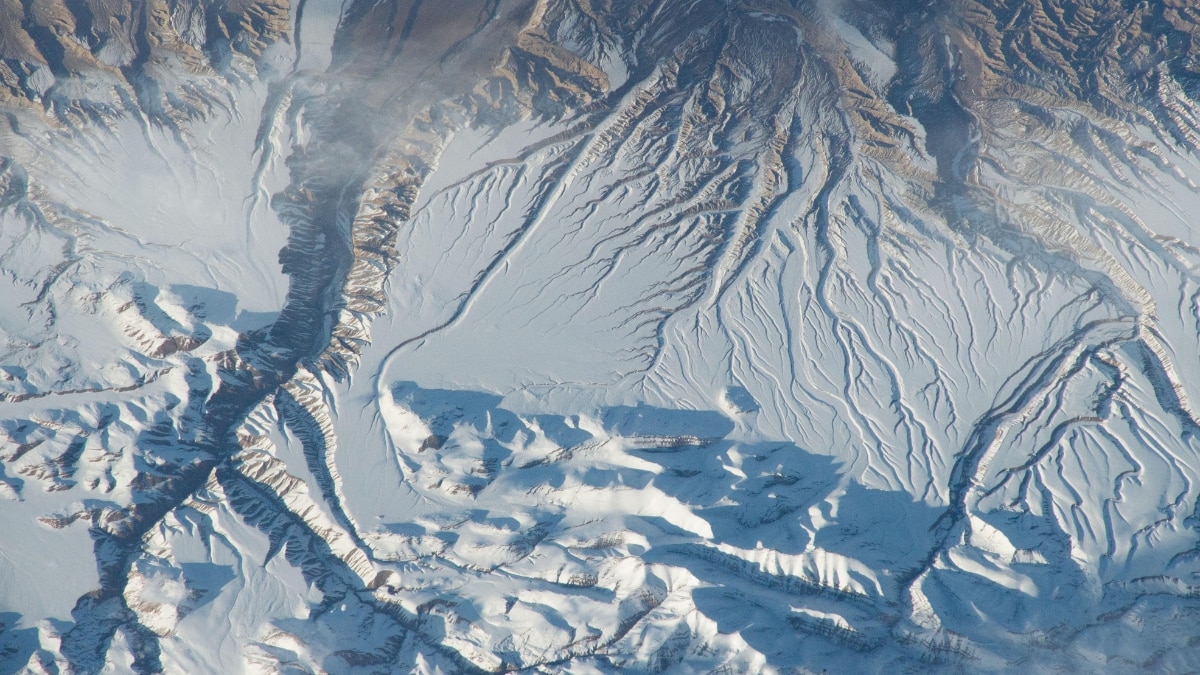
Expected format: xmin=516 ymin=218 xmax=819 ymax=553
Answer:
xmin=6 ymin=0 xmax=1200 ymax=672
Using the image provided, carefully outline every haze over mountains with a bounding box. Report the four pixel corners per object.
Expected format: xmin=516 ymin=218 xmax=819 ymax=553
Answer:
xmin=5 ymin=0 xmax=1200 ymax=672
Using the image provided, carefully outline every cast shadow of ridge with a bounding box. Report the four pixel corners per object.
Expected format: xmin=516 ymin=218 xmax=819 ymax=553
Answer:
xmin=628 ymin=430 xmax=942 ymax=666
xmin=386 ymin=382 xmax=940 ymax=571
xmin=379 ymin=382 xmax=952 ymax=668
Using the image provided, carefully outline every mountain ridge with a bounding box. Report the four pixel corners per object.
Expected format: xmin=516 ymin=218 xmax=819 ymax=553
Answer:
xmin=7 ymin=0 xmax=1200 ymax=672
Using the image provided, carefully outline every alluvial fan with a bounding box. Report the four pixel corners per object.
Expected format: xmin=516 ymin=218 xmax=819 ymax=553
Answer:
xmin=5 ymin=0 xmax=1200 ymax=672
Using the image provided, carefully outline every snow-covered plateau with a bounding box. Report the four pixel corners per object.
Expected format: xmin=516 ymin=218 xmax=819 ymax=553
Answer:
xmin=5 ymin=0 xmax=1200 ymax=672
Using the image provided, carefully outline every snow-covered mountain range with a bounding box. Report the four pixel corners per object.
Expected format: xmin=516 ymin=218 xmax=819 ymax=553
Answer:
xmin=5 ymin=0 xmax=1200 ymax=671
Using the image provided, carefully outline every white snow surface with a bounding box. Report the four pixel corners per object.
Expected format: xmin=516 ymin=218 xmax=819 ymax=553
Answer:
xmin=6 ymin=1 xmax=1200 ymax=673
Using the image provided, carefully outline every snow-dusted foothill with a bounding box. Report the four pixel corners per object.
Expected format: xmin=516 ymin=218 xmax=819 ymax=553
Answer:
xmin=5 ymin=0 xmax=1200 ymax=673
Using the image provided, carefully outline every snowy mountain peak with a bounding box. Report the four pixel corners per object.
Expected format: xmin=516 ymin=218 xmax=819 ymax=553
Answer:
xmin=6 ymin=1 xmax=1200 ymax=672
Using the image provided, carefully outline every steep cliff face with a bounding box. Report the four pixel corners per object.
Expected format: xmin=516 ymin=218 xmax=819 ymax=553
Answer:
xmin=6 ymin=0 xmax=1200 ymax=672
xmin=0 ymin=0 xmax=291 ymax=126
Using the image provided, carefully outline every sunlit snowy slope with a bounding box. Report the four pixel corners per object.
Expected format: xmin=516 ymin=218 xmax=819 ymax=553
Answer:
xmin=6 ymin=0 xmax=1200 ymax=672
